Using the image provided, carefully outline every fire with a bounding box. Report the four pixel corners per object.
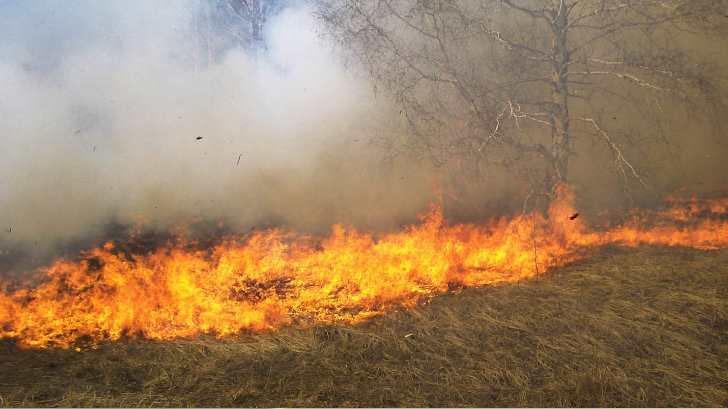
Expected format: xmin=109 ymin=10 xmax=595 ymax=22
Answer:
xmin=658 ymin=196 xmax=728 ymax=222
xmin=1 ymin=186 xmax=727 ymax=349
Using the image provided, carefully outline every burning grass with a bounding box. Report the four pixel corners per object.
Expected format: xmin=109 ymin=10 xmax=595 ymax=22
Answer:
xmin=0 ymin=246 xmax=727 ymax=407
xmin=2 ymin=186 xmax=728 ymax=349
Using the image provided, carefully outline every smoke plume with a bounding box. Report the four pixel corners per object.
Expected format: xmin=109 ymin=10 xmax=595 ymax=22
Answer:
xmin=0 ymin=0 xmax=434 ymax=271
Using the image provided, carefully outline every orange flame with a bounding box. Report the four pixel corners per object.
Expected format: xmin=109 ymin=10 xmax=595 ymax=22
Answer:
xmin=658 ymin=196 xmax=728 ymax=222
xmin=1 ymin=186 xmax=727 ymax=349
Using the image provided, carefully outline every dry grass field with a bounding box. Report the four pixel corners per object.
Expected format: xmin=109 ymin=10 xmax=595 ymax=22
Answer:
xmin=1 ymin=246 xmax=727 ymax=407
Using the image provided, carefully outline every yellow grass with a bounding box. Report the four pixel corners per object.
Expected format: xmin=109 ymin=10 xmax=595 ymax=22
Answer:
xmin=1 ymin=246 xmax=727 ymax=407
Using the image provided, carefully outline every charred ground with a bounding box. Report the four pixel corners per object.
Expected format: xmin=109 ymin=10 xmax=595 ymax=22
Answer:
xmin=1 ymin=246 xmax=726 ymax=407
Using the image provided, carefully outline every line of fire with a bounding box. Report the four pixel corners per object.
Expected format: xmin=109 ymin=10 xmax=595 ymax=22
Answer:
xmin=1 ymin=1 xmax=727 ymax=407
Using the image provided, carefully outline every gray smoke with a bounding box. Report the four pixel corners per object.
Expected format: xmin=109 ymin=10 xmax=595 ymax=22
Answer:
xmin=0 ymin=0 xmax=435 ymax=270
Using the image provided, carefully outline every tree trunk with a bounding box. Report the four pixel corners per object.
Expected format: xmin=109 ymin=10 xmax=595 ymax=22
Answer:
xmin=251 ymin=0 xmax=265 ymax=50
xmin=547 ymin=0 xmax=571 ymax=192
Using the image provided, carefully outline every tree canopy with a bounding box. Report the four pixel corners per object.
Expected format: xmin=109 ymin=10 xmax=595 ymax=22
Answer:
xmin=319 ymin=0 xmax=728 ymax=204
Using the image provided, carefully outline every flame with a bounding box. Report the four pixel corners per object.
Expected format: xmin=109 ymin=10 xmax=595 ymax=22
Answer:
xmin=658 ymin=196 xmax=728 ymax=222
xmin=1 ymin=185 xmax=727 ymax=349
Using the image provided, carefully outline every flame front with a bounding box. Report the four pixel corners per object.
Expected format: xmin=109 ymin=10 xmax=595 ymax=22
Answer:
xmin=2 ymin=186 xmax=728 ymax=348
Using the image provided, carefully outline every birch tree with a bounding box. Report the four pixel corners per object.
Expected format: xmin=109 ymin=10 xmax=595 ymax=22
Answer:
xmin=319 ymin=0 xmax=728 ymax=203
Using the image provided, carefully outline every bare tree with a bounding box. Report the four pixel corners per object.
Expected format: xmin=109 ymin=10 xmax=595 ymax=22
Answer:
xmin=318 ymin=0 xmax=728 ymax=205
xmin=189 ymin=0 xmax=288 ymax=65
xmin=218 ymin=0 xmax=288 ymax=50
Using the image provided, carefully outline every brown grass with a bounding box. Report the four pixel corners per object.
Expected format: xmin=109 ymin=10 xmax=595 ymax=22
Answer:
xmin=1 ymin=246 xmax=727 ymax=407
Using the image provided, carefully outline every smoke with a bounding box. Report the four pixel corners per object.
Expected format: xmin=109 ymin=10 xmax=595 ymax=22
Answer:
xmin=3 ymin=1 xmax=726 ymax=275
xmin=0 ymin=0 xmax=435 ymax=270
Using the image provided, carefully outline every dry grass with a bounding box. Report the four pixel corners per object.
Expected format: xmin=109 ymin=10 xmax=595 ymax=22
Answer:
xmin=1 ymin=246 xmax=727 ymax=407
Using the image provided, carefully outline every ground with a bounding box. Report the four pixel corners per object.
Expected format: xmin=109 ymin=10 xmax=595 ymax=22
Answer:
xmin=1 ymin=246 xmax=727 ymax=407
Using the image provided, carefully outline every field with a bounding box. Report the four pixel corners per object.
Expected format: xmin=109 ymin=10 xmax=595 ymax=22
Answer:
xmin=1 ymin=246 xmax=727 ymax=407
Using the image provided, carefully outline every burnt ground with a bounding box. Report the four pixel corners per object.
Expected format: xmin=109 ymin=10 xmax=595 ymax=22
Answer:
xmin=1 ymin=246 xmax=727 ymax=407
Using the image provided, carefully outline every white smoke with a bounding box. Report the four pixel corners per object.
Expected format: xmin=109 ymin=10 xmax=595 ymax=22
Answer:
xmin=0 ymin=0 xmax=433 ymax=263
